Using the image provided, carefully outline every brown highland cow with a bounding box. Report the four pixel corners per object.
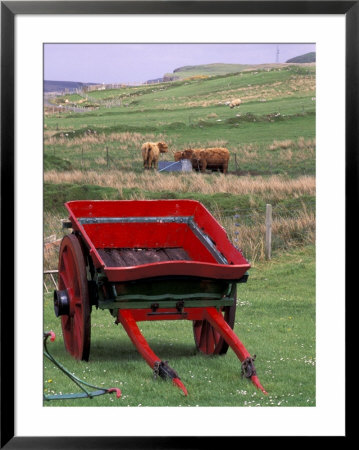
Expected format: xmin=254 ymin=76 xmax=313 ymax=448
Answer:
xmin=141 ymin=141 xmax=168 ymax=169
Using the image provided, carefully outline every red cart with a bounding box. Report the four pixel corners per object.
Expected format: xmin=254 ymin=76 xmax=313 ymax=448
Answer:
xmin=54 ymin=199 xmax=267 ymax=395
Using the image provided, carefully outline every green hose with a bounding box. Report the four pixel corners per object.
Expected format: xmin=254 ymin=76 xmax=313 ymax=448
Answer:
xmin=43 ymin=331 xmax=121 ymax=401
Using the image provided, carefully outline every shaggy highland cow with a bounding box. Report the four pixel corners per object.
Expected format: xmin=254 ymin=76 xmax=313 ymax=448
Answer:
xmin=141 ymin=141 xmax=168 ymax=169
xmin=175 ymin=147 xmax=230 ymax=174
xmin=173 ymin=149 xmax=194 ymax=162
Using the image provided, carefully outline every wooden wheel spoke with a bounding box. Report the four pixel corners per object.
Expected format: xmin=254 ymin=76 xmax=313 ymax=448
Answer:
xmin=212 ymin=326 xmax=220 ymax=348
xmin=58 ymin=270 xmax=70 ymax=292
xmin=204 ymin=323 xmax=210 ymax=353
xmin=73 ymin=310 xmax=83 ymax=341
xmin=71 ymin=324 xmax=79 ymax=355
xmin=67 ymin=252 xmax=81 ymax=295
xmin=73 ymin=295 xmax=82 ymax=307
xmin=62 ymin=250 xmax=73 ymax=285
xmin=198 ymin=321 xmax=207 ymax=351
xmin=207 ymin=322 xmax=215 ymax=353
xmin=63 ymin=315 xmax=72 ymax=331
xmin=193 ymin=288 xmax=237 ymax=355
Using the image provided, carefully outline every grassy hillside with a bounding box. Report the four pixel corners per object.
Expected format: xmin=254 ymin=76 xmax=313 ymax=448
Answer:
xmin=45 ymin=64 xmax=315 ymax=176
xmin=286 ymin=52 xmax=316 ymax=64
xmin=163 ymin=61 xmax=315 ymax=80
xmin=164 ymin=63 xmax=249 ymax=80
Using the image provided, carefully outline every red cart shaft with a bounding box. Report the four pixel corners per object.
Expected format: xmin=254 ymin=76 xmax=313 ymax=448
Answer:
xmin=117 ymin=309 xmax=188 ymax=396
xmin=117 ymin=309 xmax=161 ymax=369
xmin=204 ymin=308 xmax=267 ymax=395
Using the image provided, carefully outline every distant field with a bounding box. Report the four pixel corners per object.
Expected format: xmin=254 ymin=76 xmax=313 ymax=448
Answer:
xmin=46 ymin=65 xmax=315 ymax=110
xmin=44 ymin=65 xmax=315 ymax=177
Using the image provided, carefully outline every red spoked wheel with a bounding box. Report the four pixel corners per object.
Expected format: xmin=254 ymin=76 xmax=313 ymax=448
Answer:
xmin=57 ymin=234 xmax=91 ymax=361
xmin=193 ymin=292 xmax=236 ymax=355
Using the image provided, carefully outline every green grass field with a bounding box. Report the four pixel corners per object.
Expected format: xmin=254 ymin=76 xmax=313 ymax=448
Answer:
xmin=44 ymin=245 xmax=315 ymax=407
xmin=44 ymin=62 xmax=316 ymax=407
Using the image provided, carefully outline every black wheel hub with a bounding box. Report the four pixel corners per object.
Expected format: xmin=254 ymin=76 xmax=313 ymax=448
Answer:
xmin=54 ymin=289 xmax=70 ymax=317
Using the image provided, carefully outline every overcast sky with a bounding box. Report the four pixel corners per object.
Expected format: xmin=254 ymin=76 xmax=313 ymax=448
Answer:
xmin=44 ymin=43 xmax=315 ymax=84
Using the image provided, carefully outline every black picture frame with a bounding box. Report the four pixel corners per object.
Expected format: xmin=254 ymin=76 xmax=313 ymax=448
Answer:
xmin=1 ymin=1 xmax=355 ymax=447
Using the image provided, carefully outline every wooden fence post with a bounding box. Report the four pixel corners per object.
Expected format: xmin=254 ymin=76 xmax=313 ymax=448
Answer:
xmin=265 ymin=204 xmax=272 ymax=260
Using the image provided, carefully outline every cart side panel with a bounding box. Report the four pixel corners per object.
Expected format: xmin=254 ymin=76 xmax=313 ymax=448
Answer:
xmin=104 ymin=261 xmax=249 ymax=282
xmin=182 ymin=227 xmax=220 ymax=263
xmin=65 ymin=199 xmax=200 ymax=220
xmin=193 ymin=202 xmax=249 ymax=266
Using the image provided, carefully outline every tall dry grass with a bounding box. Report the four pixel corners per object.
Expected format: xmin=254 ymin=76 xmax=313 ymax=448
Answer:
xmin=269 ymin=137 xmax=315 ymax=151
xmin=44 ymin=170 xmax=315 ymax=201
xmin=43 ymin=211 xmax=67 ymax=271
xmin=44 ymin=131 xmax=171 ymax=150
xmin=216 ymin=207 xmax=315 ymax=262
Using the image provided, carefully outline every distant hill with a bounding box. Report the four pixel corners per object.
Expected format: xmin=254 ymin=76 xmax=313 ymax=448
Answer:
xmin=162 ymin=61 xmax=316 ymax=82
xmin=286 ymin=52 xmax=316 ymax=64
xmin=163 ymin=63 xmax=249 ymax=81
xmin=44 ymin=80 xmax=98 ymax=93
xmin=146 ymin=77 xmax=165 ymax=84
